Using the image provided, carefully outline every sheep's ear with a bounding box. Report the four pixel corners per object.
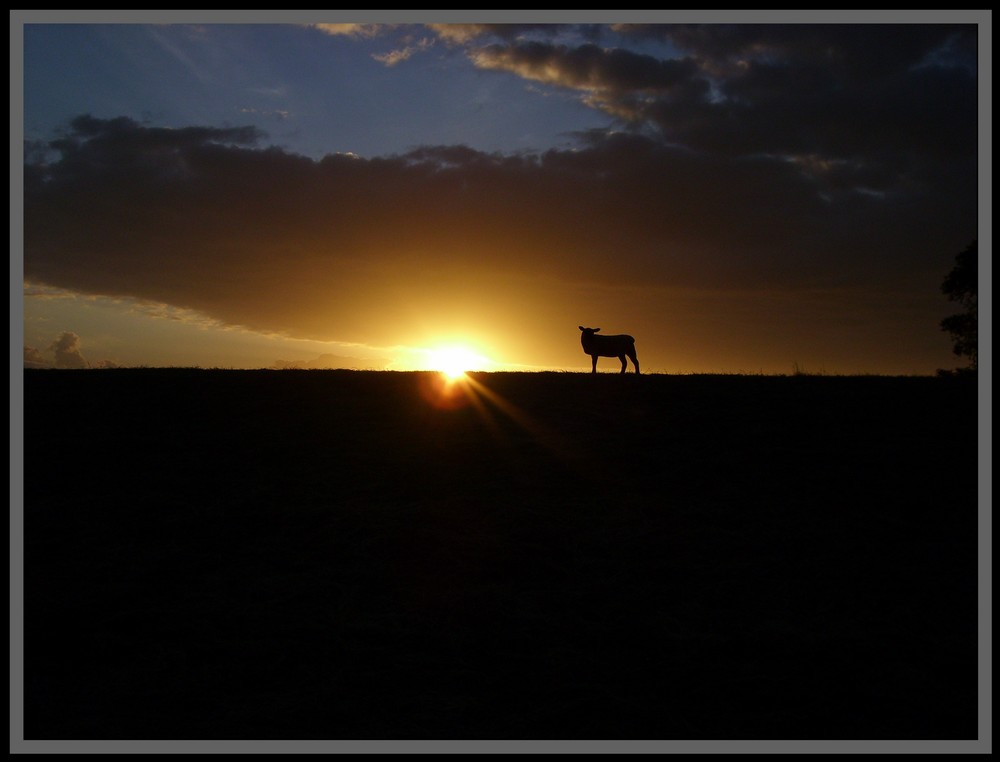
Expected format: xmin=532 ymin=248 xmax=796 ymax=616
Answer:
xmin=578 ymin=326 xmax=585 ymax=331
xmin=594 ymin=328 xmax=601 ymax=333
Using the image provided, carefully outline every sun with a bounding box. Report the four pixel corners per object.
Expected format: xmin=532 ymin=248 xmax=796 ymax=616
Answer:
xmin=426 ymin=345 xmax=490 ymax=380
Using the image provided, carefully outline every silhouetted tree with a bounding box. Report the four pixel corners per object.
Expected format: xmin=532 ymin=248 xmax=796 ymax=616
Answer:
xmin=940 ymin=240 xmax=977 ymax=371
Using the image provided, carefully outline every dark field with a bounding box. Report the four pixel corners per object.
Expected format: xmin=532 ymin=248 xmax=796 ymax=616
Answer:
xmin=20 ymin=369 xmax=981 ymax=741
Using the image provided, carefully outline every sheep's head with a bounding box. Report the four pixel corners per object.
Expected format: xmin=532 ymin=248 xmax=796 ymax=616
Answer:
xmin=579 ymin=326 xmax=601 ymax=336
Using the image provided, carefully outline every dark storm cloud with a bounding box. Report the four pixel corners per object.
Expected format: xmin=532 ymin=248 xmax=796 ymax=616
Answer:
xmin=24 ymin=98 xmax=975 ymax=347
xmin=634 ymin=23 xmax=976 ymax=78
xmin=31 ymin=115 xmax=263 ymax=183
xmin=467 ymin=24 xmax=977 ymax=194
xmin=659 ymin=25 xmax=976 ymax=167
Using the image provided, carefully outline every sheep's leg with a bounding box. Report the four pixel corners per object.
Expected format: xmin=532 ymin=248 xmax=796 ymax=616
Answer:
xmin=591 ymin=355 xmax=598 ymax=374
xmin=628 ymin=350 xmax=640 ymax=374
xmin=618 ymin=355 xmax=627 ymax=374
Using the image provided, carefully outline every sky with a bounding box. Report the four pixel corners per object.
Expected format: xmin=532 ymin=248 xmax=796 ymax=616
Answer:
xmin=15 ymin=11 xmax=988 ymax=375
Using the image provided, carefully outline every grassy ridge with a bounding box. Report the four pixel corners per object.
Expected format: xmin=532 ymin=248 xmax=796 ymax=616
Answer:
xmin=21 ymin=369 xmax=979 ymax=740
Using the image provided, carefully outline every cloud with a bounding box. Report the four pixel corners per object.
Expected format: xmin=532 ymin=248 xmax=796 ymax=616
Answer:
xmin=311 ymin=23 xmax=438 ymax=68
xmin=634 ymin=23 xmax=975 ymax=78
xmin=463 ymin=25 xmax=977 ymax=192
xmin=312 ymin=23 xmax=387 ymax=39
xmin=24 ymin=346 xmax=51 ymax=369
xmin=469 ymin=41 xmax=699 ymax=94
xmin=239 ymin=107 xmax=291 ymax=120
xmin=48 ymin=332 xmax=89 ymax=369
xmin=426 ymin=24 xmax=570 ymax=45
xmin=24 ymin=100 xmax=975 ymax=366
xmin=372 ymin=37 xmax=434 ymax=67
xmin=25 ymin=331 xmax=122 ymax=370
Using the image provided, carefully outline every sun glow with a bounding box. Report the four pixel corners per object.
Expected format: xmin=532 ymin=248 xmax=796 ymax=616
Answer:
xmin=426 ymin=345 xmax=492 ymax=379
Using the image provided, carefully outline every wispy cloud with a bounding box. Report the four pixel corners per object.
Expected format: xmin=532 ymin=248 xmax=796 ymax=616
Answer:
xmin=312 ymin=23 xmax=388 ymax=39
xmin=468 ymin=41 xmax=698 ymax=94
xmin=239 ymin=106 xmax=291 ymax=120
xmin=372 ymin=37 xmax=434 ymax=67
xmin=145 ymin=25 xmax=215 ymax=86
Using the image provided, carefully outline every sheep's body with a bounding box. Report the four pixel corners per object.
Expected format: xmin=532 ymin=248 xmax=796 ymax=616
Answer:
xmin=579 ymin=326 xmax=640 ymax=374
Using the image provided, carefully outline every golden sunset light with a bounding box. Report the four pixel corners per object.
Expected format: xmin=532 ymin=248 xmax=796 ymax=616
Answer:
xmin=424 ymin=345 xmax=495 ymax=379
xmin=18 ymin=17 xmax=982 ymax=376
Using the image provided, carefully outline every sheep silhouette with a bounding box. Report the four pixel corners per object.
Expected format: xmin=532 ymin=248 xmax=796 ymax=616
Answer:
xmin=579 ymin=326 xmax=640 ymax=374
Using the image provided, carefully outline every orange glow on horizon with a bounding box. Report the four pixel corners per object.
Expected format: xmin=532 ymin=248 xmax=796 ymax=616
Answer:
xmin=423 ymin=345 xmax=494 ymax=378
